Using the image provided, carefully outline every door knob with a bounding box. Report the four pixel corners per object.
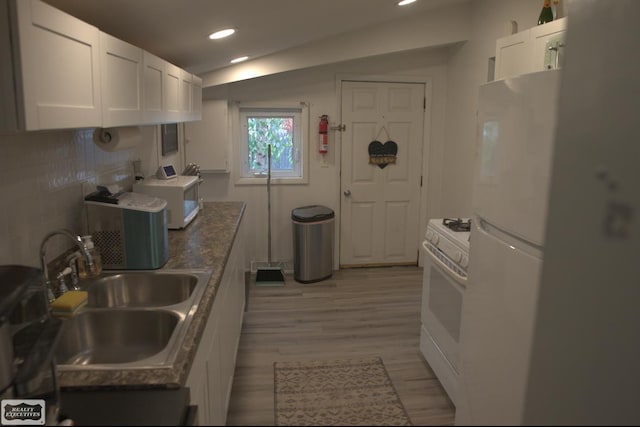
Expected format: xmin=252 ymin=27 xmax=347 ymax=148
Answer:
xmin=343 ymin=190 xmax=351 ymax=197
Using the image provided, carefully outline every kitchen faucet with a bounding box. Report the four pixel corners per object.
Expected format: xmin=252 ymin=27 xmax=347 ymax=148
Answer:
xmin=40 ymin=229 xmax=94 ymax=301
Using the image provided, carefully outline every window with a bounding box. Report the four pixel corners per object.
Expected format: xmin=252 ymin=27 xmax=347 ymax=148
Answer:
xmin=237 ymin=104 xmax=308 ymax=183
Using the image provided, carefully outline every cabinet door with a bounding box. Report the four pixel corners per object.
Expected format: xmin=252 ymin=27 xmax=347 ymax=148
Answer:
xmin=13 ymin=0 xmax=102 ymax=130
xmin=530 ymin=18 xmax=567 ymax=72
xmin=165 ymin=62 xmax=181 ymax=122
xmin=494 ymin=30 xmax=531 ymax=80
xmin=100 ymin=32 xmax=143 ymax=127
xmin=180 ymin=69 xmax=193 ymax=120
xmin=206 ymin=324 xmax=225 ymax=426
xmin=143 ymin=51 xmax=165 ymax=124
xmin=1 ymin=0 xmax=17 ymax=130
xmin=187 ymin=368 xmax=209 ymax=426
xmin=191 ymin=75 xmax=203 ymax=121
xmin=184 ymin=100 xmax=229 ymax=172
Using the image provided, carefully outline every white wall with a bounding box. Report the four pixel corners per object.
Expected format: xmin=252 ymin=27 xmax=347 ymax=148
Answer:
xmin=442 ymin=0 xmax=550 ymax=216
xmin=199 ymin=47 xmax=451 ymax=270
xmin=0 ymin=126 xmax=181 ymax=267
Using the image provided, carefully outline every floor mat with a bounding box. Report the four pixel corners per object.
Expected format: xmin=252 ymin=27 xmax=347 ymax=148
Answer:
xmin=274 ymin=356 xmax=412 ymax=426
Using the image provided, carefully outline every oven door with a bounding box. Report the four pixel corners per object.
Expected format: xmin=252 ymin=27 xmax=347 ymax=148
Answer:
xmin=421 ymin=240 xmax=466 ymax=373
xmin=182 ymin=180 xmax=200 ymax=227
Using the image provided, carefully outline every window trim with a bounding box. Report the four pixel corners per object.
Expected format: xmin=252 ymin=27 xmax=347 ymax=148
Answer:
xmin=232 ymin=101 xmax=309 ymax=185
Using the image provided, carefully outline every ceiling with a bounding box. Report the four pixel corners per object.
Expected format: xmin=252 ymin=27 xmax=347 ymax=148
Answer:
xmin=43 ymin=0 xmax=466 ymax=76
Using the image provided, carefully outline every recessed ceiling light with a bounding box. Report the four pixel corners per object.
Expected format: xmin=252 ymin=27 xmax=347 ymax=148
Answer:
xmin=397 ymin=0 xmax=417 ymax=6
xmin=230 ymin=56 xmax=249 ymax=64
xmin=209 ymin=28 xmax=235 ymax=40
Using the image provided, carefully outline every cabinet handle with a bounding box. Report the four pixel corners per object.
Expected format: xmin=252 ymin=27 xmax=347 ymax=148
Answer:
xmin=548 ymin=42 xmax=566 ymax=70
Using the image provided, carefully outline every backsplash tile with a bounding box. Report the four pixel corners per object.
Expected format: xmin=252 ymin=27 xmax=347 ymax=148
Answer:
xmin=0 ymin=127 xmax=158 ymax=267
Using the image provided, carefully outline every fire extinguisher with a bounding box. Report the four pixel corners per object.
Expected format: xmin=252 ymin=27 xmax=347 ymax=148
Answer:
xmin=319 ymin=115 xmax=329 ymax=154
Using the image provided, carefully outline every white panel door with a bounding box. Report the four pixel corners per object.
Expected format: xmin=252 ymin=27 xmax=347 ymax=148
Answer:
xmin=340 ymin=81 xmax=424 ymax=266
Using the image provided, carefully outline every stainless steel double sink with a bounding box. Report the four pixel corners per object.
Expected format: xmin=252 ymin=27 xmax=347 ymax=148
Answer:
xmin=54 ymin=269 xmax=211 ymax=370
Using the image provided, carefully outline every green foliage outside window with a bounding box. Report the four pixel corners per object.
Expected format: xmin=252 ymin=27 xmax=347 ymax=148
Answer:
xmin=247 ymin=117 xmax=294 ymax=171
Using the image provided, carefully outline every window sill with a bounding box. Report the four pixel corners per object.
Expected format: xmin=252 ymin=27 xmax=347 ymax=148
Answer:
xmin=235 ymin=176 xmax=308 ymax=186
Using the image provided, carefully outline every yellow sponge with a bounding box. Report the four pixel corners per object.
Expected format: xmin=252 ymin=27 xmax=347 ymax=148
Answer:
xmin=50 ymin=291 xmax=88 ymax=317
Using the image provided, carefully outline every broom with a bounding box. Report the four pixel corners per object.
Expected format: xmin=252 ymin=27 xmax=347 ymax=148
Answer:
xmin=255 ymin=144 xmax=285 ymax=286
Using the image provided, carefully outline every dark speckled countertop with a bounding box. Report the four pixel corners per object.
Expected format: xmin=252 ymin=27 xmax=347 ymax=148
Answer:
xmin=57 ymin=201 xmax=246 ymax=389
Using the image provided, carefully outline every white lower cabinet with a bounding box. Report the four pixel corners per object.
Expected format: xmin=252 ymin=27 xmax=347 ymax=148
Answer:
xmin=186 ymin=224 xmax=245 ymax=425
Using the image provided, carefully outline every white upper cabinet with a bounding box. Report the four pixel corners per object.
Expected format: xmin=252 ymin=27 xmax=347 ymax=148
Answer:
xmin=180 ymin=69 xmax=193 ymax=119
xmin=184 ymin=100 xmax=228 ymax=172
xmin=495 ymin=30 xmax=531 ymax=81
xmin=495 ymin=17 xmax=567 ymax=80
xmin=7 ymin=0 xmax=102 ymax=130
xmin=164 ymin=62 xmax=182 ymax=123
xmin=1 ymin=0 xmax=202 ymax=131
xmin=142 ymin=51 xmax=165 ymax=124
xmin=100 ymin=32 xmax=143 ymax=127
xmin=191 ymin=75 xmax=203 ymax=121
xmin=530 ymin=18 xmax=567 ymax=73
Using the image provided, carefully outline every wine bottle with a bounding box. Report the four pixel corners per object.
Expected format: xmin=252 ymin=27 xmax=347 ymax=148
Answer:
xmin=538 ymin=0 xmax=554 ymax=25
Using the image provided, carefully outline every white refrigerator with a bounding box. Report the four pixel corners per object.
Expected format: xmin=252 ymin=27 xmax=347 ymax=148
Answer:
xmin=455 ymin=69 xmax=561 ymax=425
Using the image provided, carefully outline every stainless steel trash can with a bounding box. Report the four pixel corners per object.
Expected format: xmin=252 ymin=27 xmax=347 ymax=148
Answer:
xmin=292 ymin=205 xmax=334 ymax=283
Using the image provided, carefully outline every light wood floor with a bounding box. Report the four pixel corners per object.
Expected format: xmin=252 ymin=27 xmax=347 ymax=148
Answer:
xmin=225 ymin=266 xmax=455 ymax=426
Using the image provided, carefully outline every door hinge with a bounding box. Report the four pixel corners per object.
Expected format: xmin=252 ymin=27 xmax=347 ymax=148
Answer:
xmin=420 ymin=176 xmax=423 ymax=187
xmin=423 ymin=97 xmax=426 ymax=111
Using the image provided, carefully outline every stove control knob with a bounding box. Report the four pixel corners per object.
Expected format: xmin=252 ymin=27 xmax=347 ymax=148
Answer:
xmin=426 ymin=230 xmax=434 ymax=242
xmin=455 ymin=251 xmax=463 ymax=263
xmin=460 ymin=254 xmax=469 ymax=268
xmin=430 ymin=234 xmax=439 ymax=244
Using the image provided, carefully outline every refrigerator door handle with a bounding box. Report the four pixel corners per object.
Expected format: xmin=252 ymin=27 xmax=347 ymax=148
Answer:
xmin=477 ymin=216 xmax=544 ymax=259
xmin=423 ymin=241 xmax=468 ymax=286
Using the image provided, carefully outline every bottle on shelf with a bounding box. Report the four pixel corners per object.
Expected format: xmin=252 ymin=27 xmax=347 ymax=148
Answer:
xmin=538 ymin=0 xmax=554 ymax=25
xmin=76 ymin=235 xmax=102 ymax=278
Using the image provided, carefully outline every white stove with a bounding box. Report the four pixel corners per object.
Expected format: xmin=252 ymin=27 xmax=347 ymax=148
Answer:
xmin=420 ymin=217 xmax=471 ymax=406
xmin=424 ymin=218 xmax=471 ymax=275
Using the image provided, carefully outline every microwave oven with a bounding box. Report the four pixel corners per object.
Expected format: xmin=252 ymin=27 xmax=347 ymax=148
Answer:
xmin=133 ymin=175 xmax=200 ymax=229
